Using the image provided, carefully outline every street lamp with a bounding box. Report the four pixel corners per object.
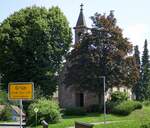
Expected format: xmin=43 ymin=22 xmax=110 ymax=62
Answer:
xmin=0 ymin=74 xmax=2 ymax=89
xmin=92 ymin=29 xmax=106 ymax=125
xmin=100 ymin=76 xmax=106 ymax=125
xmin=88 ymin=28 xmax=107 ymax=125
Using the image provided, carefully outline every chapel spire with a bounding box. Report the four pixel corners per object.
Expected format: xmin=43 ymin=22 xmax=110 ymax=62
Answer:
xmin=74 ymin=3 xmax=87 ymax=45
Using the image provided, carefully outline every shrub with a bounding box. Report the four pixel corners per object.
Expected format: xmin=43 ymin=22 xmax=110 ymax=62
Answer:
xmin=143 ymin=101 xmax=150 ymax=106
xmin=112 ymin=100 xmax=142 ymax=116
xmin=64 ymin=107 xmax=86 ymax=116
xmin=111 ymin=91 xmax=128 ymax=103
xmin=140 ymin=123 xmax=150 ymax=128
xmin=0 ymin=105 xmax=12 ymax=121
xmin=134 ymin=101 xmax=143 ymax=109
xmin=0 ymin=91 xmax=8 ymax=104
xmin=106 ymin=91 xmax=129 ymax=114
xmin=106 ymin=100 xmax=118 ymax=113
xmin=27 ymin=98 xmax=61 ymax=126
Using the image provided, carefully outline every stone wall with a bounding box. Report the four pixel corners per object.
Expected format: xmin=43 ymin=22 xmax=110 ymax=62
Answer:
xmin=84 ymin=92 xmax=99 ymax=107
xmin=59 ymin=84 xmax=99 ymax=108
xmin=59 ymin=85 xmax=76 ymax=108
xmin=59 ymin=84 xmax=133 ymax=108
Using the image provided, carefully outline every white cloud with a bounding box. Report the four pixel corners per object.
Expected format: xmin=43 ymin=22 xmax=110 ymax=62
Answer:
xmin=123 ymin=23 xmax=149 ymax=53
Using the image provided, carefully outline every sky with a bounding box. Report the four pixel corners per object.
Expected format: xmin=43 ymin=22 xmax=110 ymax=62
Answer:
xmin=0 ymin=0 xmax=150 ymax=54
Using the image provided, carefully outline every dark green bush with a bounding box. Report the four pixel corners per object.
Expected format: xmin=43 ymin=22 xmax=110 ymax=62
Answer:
xmin=64 ymin=107 xmax=86 ymax=116
xmin=112 ymin=100 xmax=142 ymax=116
xmin=106 ymin=100 xmax=118 ymax=113
xmin=27 ymin=98 xmax=61 ymax=126
xmin=140 ymin=123 xmax=150 ymax=128
xmin=106 ymin=91 xmax=129 ymax=113
xmin=134 ymin=101 xmax=143 ymax=109
xmin=111 ymin=91 xmax=128 ymax=102
xmin=0 ymin=105 xmax=12 ymax=121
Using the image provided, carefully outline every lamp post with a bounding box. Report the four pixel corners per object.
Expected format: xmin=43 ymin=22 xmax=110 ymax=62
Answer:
xmin=0 ymin=74 xmax=1 ymax=84
xmin=88 ymin=27 xmax=106 ymax=125
xmin=94 ymin=29 xmax=106 ymax=125
xmin=100 ymin=76 xmax=106 ymax=125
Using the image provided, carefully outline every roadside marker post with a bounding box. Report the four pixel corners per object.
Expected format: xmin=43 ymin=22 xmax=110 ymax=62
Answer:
xmin=20 ymin=99 xmax=23 ymax=128
xmin=34 ymin=107 xmax=39 ymax=128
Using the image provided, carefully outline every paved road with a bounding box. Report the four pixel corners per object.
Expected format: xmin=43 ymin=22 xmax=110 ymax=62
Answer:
xmin=0 ymin=122 xmax=26 ymax=128
xmin=0 ymin=126 xmax=23 ymax=128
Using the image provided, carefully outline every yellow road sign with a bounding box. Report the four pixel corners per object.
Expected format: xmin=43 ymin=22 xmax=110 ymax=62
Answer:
xmin=8 ymin=82 xmax=34 ymax=100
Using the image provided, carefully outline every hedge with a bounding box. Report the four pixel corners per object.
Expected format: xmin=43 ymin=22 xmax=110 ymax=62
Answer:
xmin=112 ymin=100 xmax=142 ymax=116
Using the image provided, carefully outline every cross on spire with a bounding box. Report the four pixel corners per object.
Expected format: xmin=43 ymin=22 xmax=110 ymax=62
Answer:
xmin=80 ymin=3 xmax=83 ymax=11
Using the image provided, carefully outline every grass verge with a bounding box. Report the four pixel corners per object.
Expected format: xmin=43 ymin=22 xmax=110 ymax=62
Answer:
xmin=35 ymin=106 xmax=150 ymax=128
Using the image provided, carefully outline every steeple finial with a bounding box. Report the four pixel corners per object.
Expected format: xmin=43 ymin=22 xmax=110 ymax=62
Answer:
xmin=80 ymin=3 xmax=83 ymax=11
xmin=75 ymin=3 xmax=86 ymax=27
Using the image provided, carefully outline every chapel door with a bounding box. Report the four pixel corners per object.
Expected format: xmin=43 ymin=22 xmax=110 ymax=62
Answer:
xmin=76 ymin=93 xmax=84 ymax=107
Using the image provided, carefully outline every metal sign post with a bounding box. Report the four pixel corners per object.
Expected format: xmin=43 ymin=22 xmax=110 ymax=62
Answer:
xmin=20 ymin=99 xmax=22 ymax=128
xmin=8 ymin=82 xmax=34 ymax=128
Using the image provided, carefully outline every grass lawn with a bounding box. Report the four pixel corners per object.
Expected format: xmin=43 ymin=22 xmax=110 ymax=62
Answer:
xmin=36 ymin=106 xmax=150 ymax=128
xmin=96 ymin=106 xmax=150 ymax=128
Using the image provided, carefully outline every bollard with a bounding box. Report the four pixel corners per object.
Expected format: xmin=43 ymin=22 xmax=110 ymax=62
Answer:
xmin=41 ymin=120 xmax=48 ymax=128
xmin=75 ymin=121 xmax=94 ymax=128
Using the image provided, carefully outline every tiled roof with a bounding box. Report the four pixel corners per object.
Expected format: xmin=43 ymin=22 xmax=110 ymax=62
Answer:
xmin=11 ymin=105 xmax=26 ymax=116
xmin=0 ymin=105 xmax=5 ymax=110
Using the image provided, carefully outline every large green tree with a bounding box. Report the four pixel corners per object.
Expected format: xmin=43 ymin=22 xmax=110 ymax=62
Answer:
xmin=64 ymin=11 xmax=138 ymax=101
xmin=140 ymin=39 xmax=150 ymax=100
xmin=0 ymin=6 xmax=72 ymax=96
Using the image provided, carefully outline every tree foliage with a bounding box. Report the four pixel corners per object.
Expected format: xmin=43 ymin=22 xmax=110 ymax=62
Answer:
xmin=0 ymin=6 xmax=72 ymax=96
xmin=64 ymin=11 xmax=139 ymax=94
xmin=133 ymin=45 xmax=141 ymax=100
xmin=134 ymin=45 xmax=141 ymax=70
xmin=140 ymin=40 xmax=150 ymax=100
xmin=110 ymin=91 xmax=128 ymax=103
xmin=0 ymin=105 xmax=12 ymax=121
xmin=0 ymin=91 xmax=8 ymax=104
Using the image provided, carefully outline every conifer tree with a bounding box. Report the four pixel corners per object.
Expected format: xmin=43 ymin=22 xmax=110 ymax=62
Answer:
xmin=140 ymin=39 xmax=150 ymax=100
xmin=133 ymin=45 xmax=141 ymax=100
xmin=134 ymin=45 xmax=141 ymax=70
